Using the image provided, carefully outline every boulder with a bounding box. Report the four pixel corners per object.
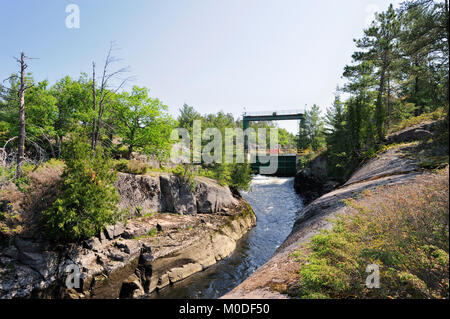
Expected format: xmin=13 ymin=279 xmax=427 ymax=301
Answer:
xmin=387 ymin=121 xmax=436 ymax=144
xmin=167 ymin=263 xmax=203 ymax=283
xmin=194 ymin=178 xmax=237 ymax=213
xmin=120 ymin=274 xmax=145 ymax=298
xmin=115 ymin=173 xmax=164 ymax=216
xmin=160 ymin=175 xmax=197 ymax=215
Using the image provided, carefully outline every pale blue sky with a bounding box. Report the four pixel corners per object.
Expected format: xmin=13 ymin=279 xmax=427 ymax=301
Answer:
xmin=0 ymin=0 xmax=401 ymax=133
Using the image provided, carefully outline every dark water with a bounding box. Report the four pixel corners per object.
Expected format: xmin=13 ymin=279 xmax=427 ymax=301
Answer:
xmin=148 ymin=175 xmax=303 ymax=299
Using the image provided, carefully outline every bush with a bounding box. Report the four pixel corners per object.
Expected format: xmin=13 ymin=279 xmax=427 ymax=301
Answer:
xmin=292 ymin=167 xmax=449 ymax=299
xmin=390 ymin=108 xmax=445 ymax=133
xmin=114 ymin=159 xmax=151 ymax=175
xmin=230 ymin=163 xmax=252 ymax=190
xmin=199 ymin=163 xmax=252 ymax=190
xmin=43 ymin=135 xmax=120 ymax=242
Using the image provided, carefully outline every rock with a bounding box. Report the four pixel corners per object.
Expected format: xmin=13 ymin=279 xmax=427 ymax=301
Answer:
xmin=387 ymin=121 xmax=436 ymax=144
xmin=167 ymin=263 xmax=203 ymax=283
xmin=14 ymin=238 xmax=47 ymax=253
xmin=104 ymin=226 xmax=115 ymax=240
xmin=2 ymin=246 xmax=18 ymax=259
xmin=99 ymin=231 xmax=107 ymax=243
xmin=113 ymin=222 xmax=125 ymax=238
xmin=104 ymin=222 xmax=125 ymax=240
xmin=84 ymin=238 xmax=102 ymax=250
xmin=194 ymin=178 xmax=237 ymax=213
xmin=115 ymin=172 xmax=238 ymax=216
xmin=156 ymin=273 xmax=169 ymax=290
xmin=108 ymin=252 xmax=125 ymax=262
xmin=344 ymin=145 xmax=419 ymax=186
xmin=120 ymin=274 xmax=145 ymax=299
xmin=293 ymin=152 xmax=336 ymax=204
xmin=160 ymin=175 xmax=197 ymax=214
xmin=115 ymin=173 xmax=164 ymax=216
xmin=17 ymin=250 xmax=59 ymax=278
xmin=294 ymin=169 xmax=325 ymax=204
xmin=0 ymin=194 xmax=254 ymax=299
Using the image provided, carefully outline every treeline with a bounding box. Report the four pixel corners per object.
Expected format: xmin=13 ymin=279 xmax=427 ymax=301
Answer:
xmin=0 ymin=72 xmax=175 ymax=163
xmin=299 ymin=0 xmax=449 ymax=181
xmin=175 ymin=103 xmax=297 ymax=188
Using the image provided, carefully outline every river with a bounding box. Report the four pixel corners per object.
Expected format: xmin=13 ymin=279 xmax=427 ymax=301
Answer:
xmin=148 ymin=175 xmax=303 ymax=299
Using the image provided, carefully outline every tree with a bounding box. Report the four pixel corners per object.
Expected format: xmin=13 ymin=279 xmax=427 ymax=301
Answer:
xmin=399 ymin=0 xmax=449 ymax=117
xmin=50 ymin=75 xmax=92 ymax=156
xmin=43 ymin=134 xmax=120 ymax=242
xmin=298 ymin=104 xmax=325 ymax=151
xmin=353 ymin=4 xmax=401 ymax=142
xmin=90 ymin=43 xmax=130 ymax=151
xmin=0 ymin=53 xmax=35 ymax=178
xmin=325 ymin=94 xmax=350 ymax=180
xmin=113 ymin=86 xmax=175 ymax=159
xmin=178 ymin=103 xmax=202 ymax=130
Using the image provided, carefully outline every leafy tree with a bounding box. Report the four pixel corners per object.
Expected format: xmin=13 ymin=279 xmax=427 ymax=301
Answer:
xmin=50 ymin=75 xmax=92 ymax=156
xmin=113 ymin=86 xmax=175 ymax=159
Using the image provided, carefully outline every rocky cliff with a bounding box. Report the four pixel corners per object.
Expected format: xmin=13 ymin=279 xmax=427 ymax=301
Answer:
xmin=0 ymin=173 xmax=256 ymax=299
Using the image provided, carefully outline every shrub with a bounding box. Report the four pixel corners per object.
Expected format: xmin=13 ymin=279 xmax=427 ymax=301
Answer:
xmin=292 ymin=167 xmax=449 ymax=299
xmin=43 ymin=134 xmax=120 ymax=242
xmin=230 ymin=163 xmax=252 ymax=190
xmin=390 ymin=108 xmax=445 ymax=133
xmin=114 ymin=159 xmax=150 ymax=175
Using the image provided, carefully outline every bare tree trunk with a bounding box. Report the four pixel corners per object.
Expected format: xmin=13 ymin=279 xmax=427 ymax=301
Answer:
xmin=387 ymin=74 xmax=391 ymax=130
xmin=91 ymin=62 xmax=97 ymax=150
xmin=90 ymin=42 xmax=130 ymax=151
xmin=16 ymin=52 xmax=27 ymax=179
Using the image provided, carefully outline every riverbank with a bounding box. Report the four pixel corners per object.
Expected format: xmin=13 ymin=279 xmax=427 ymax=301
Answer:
xmin=148 ymin=175 xmax=302 ymax=299
xmin=0 ymin=173 xmax=256 ymax=299
xmin=223 ymin=120 xmax=449 ymax=299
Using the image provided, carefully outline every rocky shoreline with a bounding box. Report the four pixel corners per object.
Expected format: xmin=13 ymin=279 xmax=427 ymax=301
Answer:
xmin=0 ymin=173 xmax=256 ymax=299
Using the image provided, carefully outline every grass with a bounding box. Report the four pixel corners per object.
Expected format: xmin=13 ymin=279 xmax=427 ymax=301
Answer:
xmin=132 ymin=227 xmax=166 ymax=240
xmin=291 ymin=167 xmax=449 ymax=299
xmin=389 ymin=108 xmax=445 ymax=133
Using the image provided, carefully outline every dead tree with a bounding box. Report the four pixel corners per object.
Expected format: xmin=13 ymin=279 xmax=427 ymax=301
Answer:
xmin=1 ymin=53 xmax=34 ymax=178
xmin=16 ymin=53 xmax=28 ymax=177
xmin=91 ymin=43 xmax=131 ymax=151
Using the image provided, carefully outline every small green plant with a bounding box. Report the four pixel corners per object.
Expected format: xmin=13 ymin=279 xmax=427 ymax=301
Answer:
xmin=133 ymin=227 xmax=159 ymax=240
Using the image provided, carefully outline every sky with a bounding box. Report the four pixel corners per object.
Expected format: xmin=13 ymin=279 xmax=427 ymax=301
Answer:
xmin=0 ymin=0 xmax=402 ymax=133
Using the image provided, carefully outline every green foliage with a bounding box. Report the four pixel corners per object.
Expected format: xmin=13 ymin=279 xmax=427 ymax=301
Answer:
xmin=113 ymin=86 xmax=175 ymax=159
xmin=292 ymin=169 xmax=449 ymax=299
xmin=43 ymin=134 xmax=120 ymax=242
xmin=298 ymin=104 xmax=325 ymax=152
xmin=114 ymin=159 xmax=151 ymax=175
xmin=323 ymin=0 xmax=449 ymax=181
xmin=230 ymin=163 xmax=253 ymax=190
xmin=390 ymin=108 xmax=445 ymax=133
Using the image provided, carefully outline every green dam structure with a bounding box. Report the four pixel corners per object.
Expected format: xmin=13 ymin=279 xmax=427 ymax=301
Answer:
xmin=243 ymin=109 xmax=304 ymax=177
